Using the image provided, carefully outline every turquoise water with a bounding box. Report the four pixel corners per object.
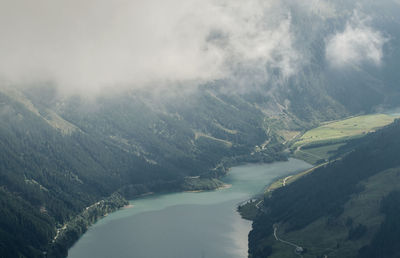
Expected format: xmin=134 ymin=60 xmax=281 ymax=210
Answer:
xmin=68 ymin=159 xmax=311 ymax=258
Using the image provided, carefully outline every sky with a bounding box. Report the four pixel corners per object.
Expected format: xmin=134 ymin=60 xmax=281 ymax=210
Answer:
xmin=0 ymin=0 xmax=393 ymax=96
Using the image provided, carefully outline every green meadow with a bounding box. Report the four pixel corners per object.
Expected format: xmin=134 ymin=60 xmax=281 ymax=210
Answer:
xmin=292 ymin=114 xmax=399 ymax=165
xmin=267 ymin=114 xmax=400 ymax=192
xmin=294 ymin=114 xmax=397 ymax=148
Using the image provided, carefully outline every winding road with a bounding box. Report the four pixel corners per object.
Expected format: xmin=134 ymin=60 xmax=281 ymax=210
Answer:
xmin=273 ymin=225 xmax=304 ymax=257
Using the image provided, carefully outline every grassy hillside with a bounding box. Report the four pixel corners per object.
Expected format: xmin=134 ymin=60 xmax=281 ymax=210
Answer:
xmin=263 ymin=167 xmax=400 ymax=258
xmin=294 ymin=114 xmax=397 ymax=147
xmin=248 ymin=119 xmax=400 ymax=258
xmin=292 ymin=114 xmax=399 ymax=164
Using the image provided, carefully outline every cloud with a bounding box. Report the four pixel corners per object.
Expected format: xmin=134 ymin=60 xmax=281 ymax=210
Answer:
xmin=294 ymin=0 xmax=337 ymax=19
xmin=325 ymin=11 xmax=388 ymax=67
xmin=0 ymin=0 xmax=299 ymax=95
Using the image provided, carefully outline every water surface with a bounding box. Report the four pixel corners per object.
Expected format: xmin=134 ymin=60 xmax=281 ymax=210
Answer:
xmin=68 ymin=159 xmax=311 ymax=258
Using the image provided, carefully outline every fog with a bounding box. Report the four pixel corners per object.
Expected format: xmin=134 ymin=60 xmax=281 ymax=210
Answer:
xmin=0 ymin=0 xmax=394 ymax=96
xmin=326 ymin=11 xmax=388 ymax=68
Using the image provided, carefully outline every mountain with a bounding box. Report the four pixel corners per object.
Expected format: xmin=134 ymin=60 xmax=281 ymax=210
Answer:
xmin=1 ymin=0 xmax=400 ymax=257
xmin=1 ymin=84 xmax=293 ymax=257
xmin=248 ymin=119 xmax=400 ymax=258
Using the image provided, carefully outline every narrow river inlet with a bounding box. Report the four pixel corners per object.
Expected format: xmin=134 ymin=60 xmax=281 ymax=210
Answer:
xmin=68 ymin=159 xmax=311 ymax=258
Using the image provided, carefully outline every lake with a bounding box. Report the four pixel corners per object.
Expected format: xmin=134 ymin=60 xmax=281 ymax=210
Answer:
xmin=68 ymin=159 xmax=311 ymax=258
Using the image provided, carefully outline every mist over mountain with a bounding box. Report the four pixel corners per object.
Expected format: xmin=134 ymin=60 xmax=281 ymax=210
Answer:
xmin=0 ymin=0 xmax=397 ymax=96
xmin=1 ymin=0 xmax=400 ymax=257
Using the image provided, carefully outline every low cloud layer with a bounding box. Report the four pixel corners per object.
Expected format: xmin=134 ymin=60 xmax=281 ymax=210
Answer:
xmin=1 ymin=0 xmax=395 ymax=95
xmin=0 ymin=0 xmax=300 ymax=95
xmin=325 ymin=11 xmax=388 ymax=68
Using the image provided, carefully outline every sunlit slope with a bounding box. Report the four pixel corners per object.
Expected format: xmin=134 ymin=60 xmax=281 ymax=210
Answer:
xmin=249 ymin=120 xmax=400 ymax=258
xmin=290 ymin=114 xmax=399 ymax=164
xmin=294 ymin=114 xmax=398 ymax=147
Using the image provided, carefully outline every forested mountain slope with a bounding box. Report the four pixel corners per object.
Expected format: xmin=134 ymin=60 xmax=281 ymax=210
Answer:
xmin=249 ymin=120 xmax=400 ymax=258
xmin=1 ymin=0 xmax=400 ymax=257
xmin=2 ymin=81 xmax=303 ymax=257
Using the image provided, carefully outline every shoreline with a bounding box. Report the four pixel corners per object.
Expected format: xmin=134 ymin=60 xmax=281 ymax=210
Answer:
xmin=68 ymin=159 xmax=309 ymax=258
xmin=184 ymin=183 xmax=232 ymax=193
xmin=65 ymin=158 xmax=286 ymax=257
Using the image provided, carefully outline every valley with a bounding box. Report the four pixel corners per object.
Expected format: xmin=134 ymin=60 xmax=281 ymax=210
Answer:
xmin=1 ymin=1 xmax=400 ymax=257
xmin=67 ymin=112 xmax=399 ymax=258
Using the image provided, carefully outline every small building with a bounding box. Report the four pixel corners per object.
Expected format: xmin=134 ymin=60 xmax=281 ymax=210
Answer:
xmin=295 ymin=246 xmax=304 ymax=254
